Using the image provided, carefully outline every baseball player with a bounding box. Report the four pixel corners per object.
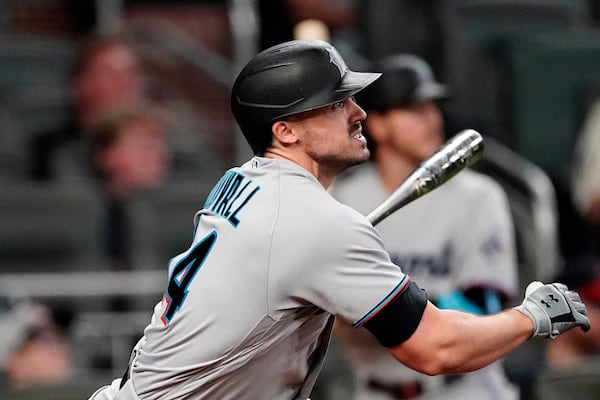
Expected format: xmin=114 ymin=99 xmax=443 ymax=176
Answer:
xmin=88 ymin=40 xmax=590 ymax=400
xmin=331 ymin=54 xmax=520 ymax=400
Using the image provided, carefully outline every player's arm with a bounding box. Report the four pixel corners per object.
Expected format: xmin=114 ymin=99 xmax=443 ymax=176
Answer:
xmin=388 ymin=302 xmax=531 ymax=375
xmin=363 ymin=280 xmax=590 ymax=376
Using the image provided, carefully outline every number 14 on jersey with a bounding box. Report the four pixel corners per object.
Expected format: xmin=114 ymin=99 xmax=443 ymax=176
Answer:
xmin=160 ymin=231 xmax=218 ymax=326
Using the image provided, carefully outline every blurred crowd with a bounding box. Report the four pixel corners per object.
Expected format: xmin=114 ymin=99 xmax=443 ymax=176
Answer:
xmin=2 ymin=1 xmax=600 ymax=399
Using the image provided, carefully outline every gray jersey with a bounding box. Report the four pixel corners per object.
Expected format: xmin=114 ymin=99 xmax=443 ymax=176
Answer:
xmin=332 ymin=164 xmax=519 ymax=400
xmin=126 ymin=157 xmax=410 ymax=400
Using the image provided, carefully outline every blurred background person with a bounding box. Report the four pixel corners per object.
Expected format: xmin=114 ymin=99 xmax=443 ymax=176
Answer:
xmin=544 ymin=253 xmax=600 ymax=368
xmin=30 ymin=33 xmax=146 ymax=182
xmin=257 ymin=0 xmax=359 ymax=51
xmin=570 ymin=99 xmax=600 ymax=225
xmin=89 ymin=104 xmax=171 ymax=273
xmin=91 ymin=105 xmax=170 ymax=202
xmin=329 ymin=54 xmax=520 ymax=400
xmin=570 ymin=98 xmax=600 ymax=254
xmin=530 ymin=253 xmax=600 ymax=398
xmin=0 ymin=298 xmax=73 ymax=388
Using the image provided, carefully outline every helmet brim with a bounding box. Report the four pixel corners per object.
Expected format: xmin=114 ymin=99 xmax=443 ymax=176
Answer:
xmin=337 ymin=70 xmax=382 ymax=94
xmin=275 ymin=70 xmax=382 ymax=120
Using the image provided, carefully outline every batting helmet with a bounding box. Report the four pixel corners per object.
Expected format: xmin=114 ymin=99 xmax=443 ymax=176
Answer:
xmin=355 ymin=54 xmax=449 ymax=113
xmin=231 ymin=40 xmax=381 ymax=155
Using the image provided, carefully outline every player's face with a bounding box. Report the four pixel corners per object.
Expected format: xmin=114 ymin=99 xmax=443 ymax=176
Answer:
xmin=377 ymin=100 xmax=444 ymax=164
xmin=291 ymin=97 xmax=370 ymax=172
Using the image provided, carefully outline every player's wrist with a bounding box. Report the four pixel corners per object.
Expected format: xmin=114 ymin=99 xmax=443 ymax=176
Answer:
xmin=512 ymin=305 xmax=540 ymax=339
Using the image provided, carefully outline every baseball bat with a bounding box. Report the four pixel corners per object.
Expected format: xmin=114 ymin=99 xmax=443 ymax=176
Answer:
xmin=366 ymin=129 xmax=484 ymax=226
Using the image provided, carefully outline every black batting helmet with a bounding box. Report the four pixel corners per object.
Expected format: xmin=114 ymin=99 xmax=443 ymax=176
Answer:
xmin=355 ymin=54 xmax=449 ymax=113
xmin=231 ymin=40 xmax=381 ymax=155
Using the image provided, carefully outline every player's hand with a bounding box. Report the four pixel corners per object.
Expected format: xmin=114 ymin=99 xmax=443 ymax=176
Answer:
xmin=514 ymin=281 xmax=591 ymax=339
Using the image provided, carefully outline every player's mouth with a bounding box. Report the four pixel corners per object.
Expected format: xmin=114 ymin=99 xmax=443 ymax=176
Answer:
xmin=349 ymin=122 xmax=364 ymax=142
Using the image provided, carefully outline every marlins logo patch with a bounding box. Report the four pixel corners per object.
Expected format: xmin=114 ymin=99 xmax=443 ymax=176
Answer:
xmin=326 ymin=47 xmax=348 ymax=77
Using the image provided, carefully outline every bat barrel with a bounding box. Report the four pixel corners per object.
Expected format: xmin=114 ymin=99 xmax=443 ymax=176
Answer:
xmin=366 ymin=129 xmax=484 ymax=226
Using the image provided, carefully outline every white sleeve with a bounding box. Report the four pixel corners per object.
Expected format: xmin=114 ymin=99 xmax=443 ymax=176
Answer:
xmin=271 ymin=203 xmax=410 ymax=325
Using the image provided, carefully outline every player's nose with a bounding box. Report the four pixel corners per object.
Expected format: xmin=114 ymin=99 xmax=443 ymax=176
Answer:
xmin=349 ymin=97 xmax=367 ymax=121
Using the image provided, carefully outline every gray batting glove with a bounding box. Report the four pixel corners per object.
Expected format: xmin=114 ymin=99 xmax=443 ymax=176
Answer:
xmin=514 ymin=281 xmax=591 ymax=339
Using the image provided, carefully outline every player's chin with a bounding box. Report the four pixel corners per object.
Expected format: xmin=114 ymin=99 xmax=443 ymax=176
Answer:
xmin=328 ymin=148 xmax=369 ymax=172
xmin=349 ymin=147 xmax=370 ymax=166
xmin=360 ymin=146 xmax=370 ymax=161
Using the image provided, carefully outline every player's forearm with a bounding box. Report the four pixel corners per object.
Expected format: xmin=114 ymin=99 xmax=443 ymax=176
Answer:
xmin=390 ymin=302 xmax=533 ymax=375
xmin=428 ymin=308 xmax=532 ymax=374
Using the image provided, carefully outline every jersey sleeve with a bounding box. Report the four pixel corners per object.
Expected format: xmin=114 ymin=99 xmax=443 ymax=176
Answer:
xmin=269 ymin=198 xmax=426 ymax=343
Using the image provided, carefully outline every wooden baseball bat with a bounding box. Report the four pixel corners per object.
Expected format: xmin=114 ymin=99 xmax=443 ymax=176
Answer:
xmin=367 ymin=129 xmax=484 ymax=226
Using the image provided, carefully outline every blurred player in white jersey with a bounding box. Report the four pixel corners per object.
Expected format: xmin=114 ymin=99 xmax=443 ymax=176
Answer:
xmin=331 ymin=54 xmax=520 ymax=400
xmin=88 ymin=41 xmax=589 ymax=400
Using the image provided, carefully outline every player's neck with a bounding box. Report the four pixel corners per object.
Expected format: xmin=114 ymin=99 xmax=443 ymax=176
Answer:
xmin=263 ymin=149 xmax=335 ymax=189
xmin=374 ymin=151 xmax=416 ymax=193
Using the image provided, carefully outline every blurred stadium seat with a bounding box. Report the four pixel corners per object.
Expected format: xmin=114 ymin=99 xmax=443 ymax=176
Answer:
xmin=509 ymin=29 xmax=600 ymax=177
xmin=0 ymin=381 xmax=107 ymax=400
xmin=0 ymin=181 xmax=103 ymax=274
xmin=534 ymin=357 xmax=600 ymax=400
xmin=0 ymin=34 xmax=73 ymax=179
xmin=437 ymin=0 xmax=591 ymax=147
xmin=0 ymin=34 xmax=73 ymax=90
xmin=123 ymin=180 xmax=217 ymax=270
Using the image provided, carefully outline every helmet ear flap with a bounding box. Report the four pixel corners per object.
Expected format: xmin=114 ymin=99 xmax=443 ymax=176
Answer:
xmin=231 ymin=40 xmax=380 ymax=155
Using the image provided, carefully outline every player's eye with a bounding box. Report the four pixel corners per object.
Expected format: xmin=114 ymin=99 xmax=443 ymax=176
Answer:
xmin=322 ymin=99 xmax=347 ymax=118
xmin=326 ymin=101 xmax=345 ymax=114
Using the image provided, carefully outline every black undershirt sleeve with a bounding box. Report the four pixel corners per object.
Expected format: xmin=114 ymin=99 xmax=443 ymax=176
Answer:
xmin=363 ymin=281 xmax=428 ymax=347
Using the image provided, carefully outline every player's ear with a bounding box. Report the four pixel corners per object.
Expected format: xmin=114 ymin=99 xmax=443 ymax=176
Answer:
xmin=272 ymin=120 xmax=299 ymax=146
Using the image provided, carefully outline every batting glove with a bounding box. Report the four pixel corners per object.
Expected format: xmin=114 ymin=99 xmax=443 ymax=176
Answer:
xmin=514 ymin=281 xmax=591 ymax=339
